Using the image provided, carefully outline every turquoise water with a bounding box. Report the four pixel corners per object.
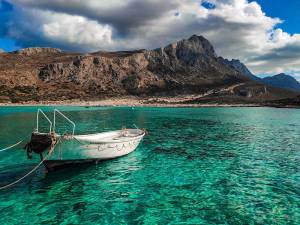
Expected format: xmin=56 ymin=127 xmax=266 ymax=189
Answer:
xmin=0 ymin=106 xmax=299 ymax=224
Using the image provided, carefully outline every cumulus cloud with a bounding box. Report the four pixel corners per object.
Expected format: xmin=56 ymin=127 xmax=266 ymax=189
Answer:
xmin=2 ymin=0 xmax=300 ymax=77
xmin=9 ymin=0 xmax=179 ymax=38
xmin=42 ymin=13 xmax=113 ymax=50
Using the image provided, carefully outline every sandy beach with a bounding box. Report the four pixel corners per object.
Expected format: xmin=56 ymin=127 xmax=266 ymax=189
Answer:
xmin=0 ymin=96 xmax=261 ymax=107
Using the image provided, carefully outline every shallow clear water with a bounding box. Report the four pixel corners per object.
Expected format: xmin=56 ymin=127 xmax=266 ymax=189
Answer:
xmin=0 ymin=106 xmax=299 ymax=224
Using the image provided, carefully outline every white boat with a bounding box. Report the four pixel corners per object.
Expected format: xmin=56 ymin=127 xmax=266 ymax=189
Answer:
xmin=26 ymin=109 xmax=145 ymax=170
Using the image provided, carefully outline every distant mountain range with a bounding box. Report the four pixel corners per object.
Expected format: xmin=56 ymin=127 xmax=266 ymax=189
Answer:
xmin=221 ymin=58 xmax=300 ymax=92
xmin=262 ymin=73 xmax=300 ymax=91
xmin=0 ymin=35 xmax=298 ymax=105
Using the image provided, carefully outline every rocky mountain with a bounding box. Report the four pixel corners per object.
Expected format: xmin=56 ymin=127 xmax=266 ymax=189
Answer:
xmin=262 ymin=73 xmax=300 ymax=92
xmin=12 ymin=47 xmax=61 ymax=56
xmin=219 ymin=60 xmax=300 ymax=94
xmin=0 ymin=49 xmax=4 ymax=53
xmin=0 ymin=35 xmax=297 ymax=103
xmin=223 ymin=60 xmax=300 ymax=93
xmin=220 ymin=58 xmax=260 ymax=81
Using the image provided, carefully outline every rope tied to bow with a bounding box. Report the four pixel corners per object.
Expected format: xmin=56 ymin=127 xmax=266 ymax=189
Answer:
xmin=0 ymin=134 xmax=59 ymax=190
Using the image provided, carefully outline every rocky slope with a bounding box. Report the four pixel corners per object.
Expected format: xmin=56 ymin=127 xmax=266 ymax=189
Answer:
xmin=220 ymin=58 xmax=260 ymax=81
xmin=223 ymin=60 xmax=300 ymax=93
xmin=0 ymin=35 xmax=297 ymax=103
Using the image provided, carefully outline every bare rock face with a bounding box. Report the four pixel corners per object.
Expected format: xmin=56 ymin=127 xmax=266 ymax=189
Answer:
xmin=13 ymin=47 xmax=62 ymax=56
xmin=36 ymin=51 xmax=165 ymax=97
xmin=220 ymin=57 xmax=260 ymax=81
xmin=145 ymin=35 xmax=247 ymax=94
xmin=0 ymin=35 xmax=297 ymax=103
xmin=147 ymin=35 xmax=218 ymax=71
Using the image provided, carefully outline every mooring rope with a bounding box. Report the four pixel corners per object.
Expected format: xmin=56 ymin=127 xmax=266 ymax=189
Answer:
xmin=0 ymin=153 xmax=50 ymax=190
xmin=0 ymin=135 xmax=59 ymax=190
xmin=0 ymin=140 xmax=24 ymax=152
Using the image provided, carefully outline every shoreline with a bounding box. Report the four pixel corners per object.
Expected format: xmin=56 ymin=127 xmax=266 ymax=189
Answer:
xmin=0 ymin=96 xmax=296 ymax=108
xmin=0 ymin=103 xmax=262 ymax=108
xmin=0 ymin=96 xmax=261 ymax=108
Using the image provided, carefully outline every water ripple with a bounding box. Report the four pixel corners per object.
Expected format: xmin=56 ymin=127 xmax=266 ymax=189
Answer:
xmin=0 ymin=107 xmax=299 ymax=224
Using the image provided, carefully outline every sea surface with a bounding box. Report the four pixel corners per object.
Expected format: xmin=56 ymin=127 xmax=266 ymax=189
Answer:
xmin=0 ymin=106 xmax=299 ymax=224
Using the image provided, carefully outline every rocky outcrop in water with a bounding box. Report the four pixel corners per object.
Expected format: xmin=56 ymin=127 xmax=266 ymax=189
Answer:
xmin=0 ymin=35 xmax=297 ymax=103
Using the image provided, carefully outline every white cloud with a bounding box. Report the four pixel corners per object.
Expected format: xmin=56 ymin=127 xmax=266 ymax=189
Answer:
xmin=4 ymin=0 xmax=300 ymax=77
xmin=42 ymin=13 xmax=113 ymax=50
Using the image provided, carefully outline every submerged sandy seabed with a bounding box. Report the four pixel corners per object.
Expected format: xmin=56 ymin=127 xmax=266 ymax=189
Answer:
xmin=0 ymin=96 xmax=261 ymax=107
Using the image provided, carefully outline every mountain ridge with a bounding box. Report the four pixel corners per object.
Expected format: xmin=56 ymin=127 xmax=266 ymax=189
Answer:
xmin=220 ymin=59 xmax=300 ymax=93
xmin=0 ymin=35 xmax=297 ymax=104
xmin=220 ymin=58 xmax=260 ymax=81
xmin=262 ymin=73 xmax=300 ymax=91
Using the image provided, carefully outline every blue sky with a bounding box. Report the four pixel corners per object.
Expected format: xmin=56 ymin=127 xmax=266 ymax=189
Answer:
xmin=2 ymin=0 xmax=300 ymax=50
xmin=252 ymin=0 xmax=300 ymax=34
xmin=0 ymin=0 xmax=300 ymax=78
xmin=0 ymin=38 xmax=19 ymax=51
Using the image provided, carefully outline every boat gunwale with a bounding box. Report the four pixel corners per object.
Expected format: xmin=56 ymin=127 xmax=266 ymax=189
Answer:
xmin=35 ymin=129 xmax=146 ymax=144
